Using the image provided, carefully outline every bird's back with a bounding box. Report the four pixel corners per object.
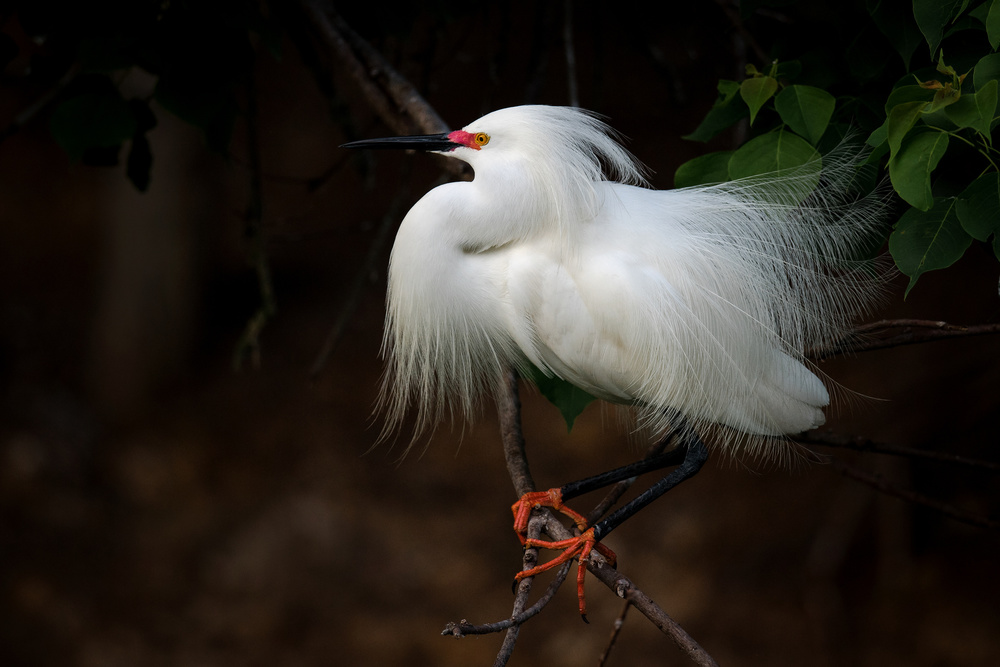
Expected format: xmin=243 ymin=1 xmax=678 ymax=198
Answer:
xmin=502 ymin=175 xmax=882 ymax=445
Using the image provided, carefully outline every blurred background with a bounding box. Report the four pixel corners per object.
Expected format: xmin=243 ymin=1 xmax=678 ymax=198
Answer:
xmin=1 ymin=1 xmax=998 ymax=665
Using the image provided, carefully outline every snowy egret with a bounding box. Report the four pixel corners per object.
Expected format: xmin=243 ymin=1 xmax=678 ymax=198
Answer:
xmin=343 ymin=105 xmax=886 ymax=617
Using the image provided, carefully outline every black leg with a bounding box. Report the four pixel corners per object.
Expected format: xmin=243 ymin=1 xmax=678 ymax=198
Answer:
xmin=557 ymin=446 xmax=689 ymax=501
xmin=591 ymin=432 xmax=708 ymax=541
xmin=508 ymin=417 xmax=709 ymax=619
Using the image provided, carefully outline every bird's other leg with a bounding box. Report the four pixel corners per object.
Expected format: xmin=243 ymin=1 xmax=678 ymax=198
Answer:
xmin=511 ymin=426 xmax=708 ymax=619
xmin=510 ymin=447 xmax=688 ymax=548
xmin=590 ymin=432 xmax=708 ymax=541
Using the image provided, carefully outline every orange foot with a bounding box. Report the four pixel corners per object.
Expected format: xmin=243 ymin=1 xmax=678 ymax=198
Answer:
xmin=511 ymin=489 xmax=618 ymax=620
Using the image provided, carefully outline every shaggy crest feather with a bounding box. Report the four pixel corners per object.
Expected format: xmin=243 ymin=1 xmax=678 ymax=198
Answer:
xmin=375 ymin=105 xmax=888 ymax=457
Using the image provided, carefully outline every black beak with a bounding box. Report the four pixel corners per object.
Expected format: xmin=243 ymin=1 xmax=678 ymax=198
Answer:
xmin=340 ymin=133 xmax=459 ymax=153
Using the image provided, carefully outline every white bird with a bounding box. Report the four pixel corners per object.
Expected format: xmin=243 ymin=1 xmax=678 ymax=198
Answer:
xmin=343 ymin=104 xmax=886 ymax=616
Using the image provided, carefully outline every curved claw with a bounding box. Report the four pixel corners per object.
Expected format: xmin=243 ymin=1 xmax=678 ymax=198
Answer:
xmin=511 ymin=489 xmax=619 ymax=618
xmin=511 ymin=488 xmax=589 ymax=542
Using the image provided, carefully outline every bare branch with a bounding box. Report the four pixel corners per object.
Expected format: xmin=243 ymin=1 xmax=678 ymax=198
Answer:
xmin=591 ymin=565 xmax=719 ymax=667
xmin=233 ymin=69 xmax=276 ymax=370
xmin=498 ymin=369 xmax=535 ymax=497
xmin=713 ymin=0 xmax=771 ymax=68
xmin=0 ymin=63 xmax=82 ymax=145
xmin=441 ymin=561 xmax=572 ymax=638
xmin=598 ymin=601 xmax=632 ymax=667
xmin=295 ymin=0 xmax=449 ymax=136
xmin=293 ymin=1 xmax=467 ymax=179
xmin=828 ymin=458 xmax=1000 ymax=531
xmin=492 ymin=510 xmax=542 ymax=666
xmin=817 ymin=319 xmax=1000 ymax=359
xmin=803 ymin=431 xmax=1000 ymax=473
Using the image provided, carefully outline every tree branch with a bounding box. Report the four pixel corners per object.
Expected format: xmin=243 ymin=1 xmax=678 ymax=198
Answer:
xmin=293 ymin=0 xmax=466 ymax=182
xmin=598 ymin=600 xmax=632 ymax=667
xmin=491 ymin=369 xmax=719 ymax=666
xmin=441 ymin=561 xmax=573 ymax=638
xmin=295 ymin=0 xmax=449 ymax=136
xmin=827 ymin=458 xmax=1000 ymax=531
xmin=817 ymin=319 xmax=1000 ymax=359
xmin=498 ymin=368 xmax=535 ymax=497
xmin=233 ymin=67 xmax=276 ymax=370
xmin=802 ymin=430 xmax=1000 ymax=473
xmin=0 ymin=63 xmax=82 ymax=145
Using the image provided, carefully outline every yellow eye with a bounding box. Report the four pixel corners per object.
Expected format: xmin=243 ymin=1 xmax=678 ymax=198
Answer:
xmin=474 ymin=132 xmax=490 ymax=146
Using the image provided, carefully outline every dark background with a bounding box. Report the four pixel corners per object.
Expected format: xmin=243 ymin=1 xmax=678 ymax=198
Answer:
xmin=2 ymin=2 xmax=998 ymax=665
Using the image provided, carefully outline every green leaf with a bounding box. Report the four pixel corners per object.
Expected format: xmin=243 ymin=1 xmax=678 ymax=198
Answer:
xmin=973 ymin=52 xmax=1000 ymax=91
xmin=988 ymin=0 xmax=1000 ymax=49
xmin=886 ymin=101 xmax=930 ymax=157
xmin=674 ymin=151 xmax=734 ymax=188
xmin=740 ymin=76 xmax=779 ymax=125
xmin=889 ymin=198 xmax=973 ymax=296
xmin=976 ymin=79 xmax=998 ymax=133
xmin=888 ymin=129 xmax=949 ymax=210
xmin=868 ymin=0 xmax=924 ymax=69
xmin=774 ymin=85 xmax=836 ymax=145
xmin=683 ymin=81 xmax=749 ymax=142
xmin=728 ymin=130 xmax=820 ymax=179
xmin=944 ymin=79 xmax=997 ymax=135
xmin=526 ymin=369 xmax=596 ymax=431
xmin=774 ymin=60 xmax=803 ymax=80
xmin=49 ymin=91 xmax=137 ymax=161
xmin=717 ymin=79 xmax=741 ymax=100
xmin=728 ymin=131 xmax=821 ymax=205
xmin=928 ymin=84 xmax=962 ymax=112
xmin=867 ymin=117 xmax=889 ymax=149
xmin=913 ymin=0 xmax=965 ymax=57
xmin=956 ymin=172 xmax=1000 ymax=240
xmin=885 ymin=84 xmax=935 ymax=111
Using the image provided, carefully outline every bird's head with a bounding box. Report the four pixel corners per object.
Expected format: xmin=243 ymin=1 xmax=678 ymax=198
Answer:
xmin=342 ymin=105 xmax=647 ymax=183
xmin=342 ymin=106 xmax=649 ymax=227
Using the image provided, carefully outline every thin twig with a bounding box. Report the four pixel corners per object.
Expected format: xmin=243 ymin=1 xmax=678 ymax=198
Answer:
xmin=829 ymin=459 xmax=1000 ymax=531
xmin=817 ymin=319 xmax=1000 ymax=360
xmin=803 ymin=431 xmax=1000 ymax=473
xmin=498 ymin=369 xmax=535 ymax=497
xmin=593 ymin=565 xmax=719 ymax=667
xmin=233 ymin=67 xmax=276 ymax=370
xmin=713 ymin=0 xmax=771 ymax=67
xmin=295 ymin=1 xmax=469 ymax=172
xmin=0 ymin=63 xmax=82 ymax=145
xmin=441 ymin=561 xmax=573 ymax=638
xmin=492 ymin=509 xmax=543 ymax=667
xmin=598 ymin=600 xmax=632 ymax=667
xmin=297 ymin=0 xmax=448 ymax=135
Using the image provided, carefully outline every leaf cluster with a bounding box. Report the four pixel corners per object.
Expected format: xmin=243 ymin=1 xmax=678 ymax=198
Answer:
xmin=680 ymin=0 xmax=1000 ymax=296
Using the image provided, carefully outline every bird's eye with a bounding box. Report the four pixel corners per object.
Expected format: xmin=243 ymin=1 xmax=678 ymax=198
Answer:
xmin=474 ymin=132 xmax=490 ymax=146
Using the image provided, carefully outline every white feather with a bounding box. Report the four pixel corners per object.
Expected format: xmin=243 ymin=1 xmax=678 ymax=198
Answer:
xmin=378 ymin=105 xmax=887 ymax=456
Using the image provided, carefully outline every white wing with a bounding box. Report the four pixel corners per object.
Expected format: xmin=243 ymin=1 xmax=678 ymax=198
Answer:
xmin=502 ymin=182 xmax=830 ymax=438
